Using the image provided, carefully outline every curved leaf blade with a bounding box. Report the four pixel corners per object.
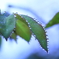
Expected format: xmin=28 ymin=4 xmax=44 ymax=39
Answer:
xmin=45 ymin=12 xmax=59 ymax=28
xmin=21 ymin=15 xmax=48 ymax=52
xmin=0 ymin=14 xmax=16 ymax=40
xmin=15 ymin=14 xmax=31 ymax=42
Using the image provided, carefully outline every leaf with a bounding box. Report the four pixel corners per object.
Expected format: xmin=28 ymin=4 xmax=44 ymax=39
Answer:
xmin=45 ymin=12 xmax=59 ymax=28
xmin=0 ymin=14 xmax=16 ymax=40
xmin=21 ymin=15 xmax=48 ymax=52
xmin=14 ymin=14 xmax=28 ymax=26
xmin=15 ymin=14 xmax=31 ymax=42
xmin=3 ymin=12 xmax=10 ymax=17
xmin=0 ymin=14 xmax=6 ymax=33
xmin=10 ymin=32 xmax=17 ymax=41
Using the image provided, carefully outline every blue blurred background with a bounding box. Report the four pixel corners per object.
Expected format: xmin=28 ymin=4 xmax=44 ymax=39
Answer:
xmin=0 ymin=0 xmax=59 ymax=59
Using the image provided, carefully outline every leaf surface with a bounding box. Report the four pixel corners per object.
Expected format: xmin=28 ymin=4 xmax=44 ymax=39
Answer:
xmin=21 ymin=15 xmax=48 ymax=51
xmin=10 ymin=32 xmax=17 ymax=41
xmin=45 ymin=12 xmax=59 ymax=28
xmin=0 ymin=14 xmax=16 ymax=40
xmin=15 ymin=14 xmax=31 ymax=41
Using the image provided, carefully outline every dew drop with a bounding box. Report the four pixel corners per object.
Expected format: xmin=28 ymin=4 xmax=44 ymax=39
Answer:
xmin=28 ymin=23 xmax=30 ymax=25
xmin=29 ymin=26 xmax=30 ymax=27
xmin=30 ymin=28 xmax=31 ymax=29
xmin=38 ymin=21 xmax=39 ymax=23
xmin=26 ymin=20 xmax=28 ymax=22
xmin=34 ymin=35 xmax=36 ymax=38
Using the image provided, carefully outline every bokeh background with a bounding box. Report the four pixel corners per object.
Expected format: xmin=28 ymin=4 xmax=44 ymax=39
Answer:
xmin=0 ymin=0 xmax=59 ymax=59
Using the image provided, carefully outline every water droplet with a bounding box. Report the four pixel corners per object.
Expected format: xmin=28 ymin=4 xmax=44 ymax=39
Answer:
xmin=34 ymin=35 xmax=36 ymax=38
xmin=29 ymin=25 xmax=30 ymax=27
xmin=47 ymin=37 xmax=48 ymax=39
xmin=38 ymin=21 xmax=39 ymax=23
xmin=12 ymin=31 xmax=14 ymax=33
xmin=28 ymin=23 xmax=30 ymax=25
xmin=26 ymin=20 xmax=28 ymax=22
xmin=30 ymin=28 xmax=31 ymax=29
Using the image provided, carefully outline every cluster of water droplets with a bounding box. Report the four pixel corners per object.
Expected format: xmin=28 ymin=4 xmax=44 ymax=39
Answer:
xmin=43 ymin=27 xmax=49 ymax=52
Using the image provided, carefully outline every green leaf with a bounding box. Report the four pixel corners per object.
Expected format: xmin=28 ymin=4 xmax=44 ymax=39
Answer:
xmin=3 ymin=12 xmax=9 ymax=17
xmin=45 ymin=12 xmax=59 ymax=28
xmin=14 ymin=14 xmax=28 ymax=26
xmin=10 ymin=32 xmax=17 ymax=41
xmin=21 ymin=15 xmax=48 ymax=52
xmin=0 ymin=14 xmax=6 ymax=26
xmin=15 ymin=14 xmax=31 ymax=42
xmin=0 ymin=14 xmax=16 ymax=40
xmin=0 ymin=14 xmax=6 ymax=33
